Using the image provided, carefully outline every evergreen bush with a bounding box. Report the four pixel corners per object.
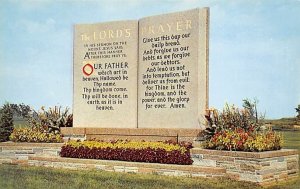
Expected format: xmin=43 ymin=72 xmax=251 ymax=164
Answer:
xmin=0 ymin=103 xmax=13 ymax=142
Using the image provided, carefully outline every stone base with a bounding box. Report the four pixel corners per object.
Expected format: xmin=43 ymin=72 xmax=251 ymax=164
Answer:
xmin=0 ymin=142 xmax=224 ymax=178
xmin=0 ymin=142 xmax=298 ymax=186
xmin=61 ymin=127 xmax=204 ymax=143
xmin=191 ymin=148 xmax=299 ymax=186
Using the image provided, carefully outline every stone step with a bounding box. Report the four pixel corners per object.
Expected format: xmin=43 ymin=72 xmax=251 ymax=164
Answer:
xmin=0 ymin=142 xmax=64 ymax=148
xmin=37 ymin=149 xmax=61 ymax=157
xmin=27 ymin=156 xmax=226 ymax=177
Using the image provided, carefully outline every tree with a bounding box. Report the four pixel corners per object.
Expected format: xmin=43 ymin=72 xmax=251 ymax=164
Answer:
xmin=9 ymin=103 xmax=31 ymax=118
xmin=243 ymin=98 xmax=258 ymax=123
xmin=296 ymin=104 xmax=300 ymax=119
xmin=0 ymin=103 xmax=14 ymax=142
xmin=243 ymin=98 xmax=265 ymax=125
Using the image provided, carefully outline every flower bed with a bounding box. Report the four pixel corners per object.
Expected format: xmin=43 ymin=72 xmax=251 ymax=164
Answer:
xmin=60 ymin=140 xmax=193 ymax=165
xmin=9 ymin=128 xmax=63 ymax=143
xmin=203 ymin=100 xmax=283 ymax=152
xmin=203 ymin=129 xmax=282 ymax=152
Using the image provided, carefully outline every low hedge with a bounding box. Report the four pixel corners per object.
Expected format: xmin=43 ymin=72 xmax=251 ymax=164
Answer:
xmin=60 ymin=140 xmax=193 ymax=165
xmin=9 ymin=128 xmax=63 ymax=143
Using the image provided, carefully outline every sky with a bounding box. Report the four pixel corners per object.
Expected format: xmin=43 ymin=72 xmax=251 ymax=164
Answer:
xmin=0 ymin=0 xmax=299 ymax=119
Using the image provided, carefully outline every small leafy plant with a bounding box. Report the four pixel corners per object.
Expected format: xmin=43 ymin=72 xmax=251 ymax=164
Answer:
xmin=60 ymin=140 xmax=193 ymax=165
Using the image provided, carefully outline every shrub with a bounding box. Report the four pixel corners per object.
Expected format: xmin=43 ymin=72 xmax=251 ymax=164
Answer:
xmin=60 ymin=140 xmax=193 ymax=165
xmin=0 ymin=103 xmax=14 ymax=142
xmin=28 ymin=106 xmax=73 ymax=134
xmin=10 ymin=127 xmax=63 ymax=143
xmin=204 ymin=99 xmax=264 ymax=141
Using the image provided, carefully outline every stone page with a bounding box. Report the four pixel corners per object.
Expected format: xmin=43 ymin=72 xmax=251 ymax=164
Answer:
xmin=73 ymin=21 xmax=138 ymax=128
xmin=138 ymin=8 xmax=209 ymax=128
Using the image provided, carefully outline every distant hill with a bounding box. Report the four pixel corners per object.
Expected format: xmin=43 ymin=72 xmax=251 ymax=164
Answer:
xmin=265 ymin=117 xmax=300 ymax=130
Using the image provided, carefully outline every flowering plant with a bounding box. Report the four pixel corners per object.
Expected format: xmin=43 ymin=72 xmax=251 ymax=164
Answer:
xmin=9 ymin=127 xmax=63 ymax=143
xmin=203 ymin=128 xmax=282 ymax=152
xmin=203 ymin=99 xmax=282 ymax=152
xmin=60 ymin=140 xmax=193 ymax=165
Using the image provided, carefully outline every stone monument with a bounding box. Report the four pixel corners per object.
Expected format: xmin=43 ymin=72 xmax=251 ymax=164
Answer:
xmin=63 ymin=8 xmax=209 ymax=142
xmin=73 ymin=21 xmax=138 ymax=128
xmin=138 ymin=8 xmax=209 ymax=129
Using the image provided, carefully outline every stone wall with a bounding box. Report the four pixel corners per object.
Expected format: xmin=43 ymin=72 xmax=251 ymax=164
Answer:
xmin=0 ymin=142 xmax=62 ymax=165
xmin=191 ymin=148 xmax=299 ymax=185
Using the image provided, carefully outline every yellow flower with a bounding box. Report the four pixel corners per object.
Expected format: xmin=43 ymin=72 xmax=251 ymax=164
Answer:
xmin=66 ymin=141 xmax=187 ymax=154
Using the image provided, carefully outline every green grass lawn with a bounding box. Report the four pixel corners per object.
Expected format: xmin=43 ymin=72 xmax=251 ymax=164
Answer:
xmin=0 ymin=159 xmax=299 ymax=189
xmin=0 ymin=128 xmax=299 ymax=188
xmin=282 ymin=131 xmax=300 ymax=152
xmin=0 ymin=164 xmax=262 ymax=189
